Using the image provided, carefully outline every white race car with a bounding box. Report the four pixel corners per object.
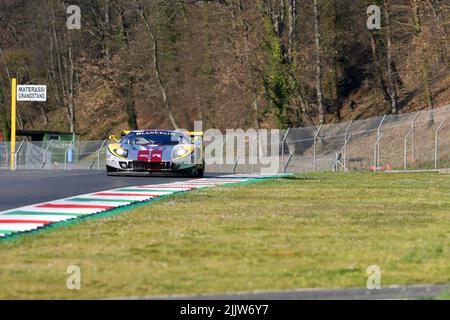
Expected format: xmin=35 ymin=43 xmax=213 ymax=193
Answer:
xmin=106 ymin=130 xmax=205 ymax=177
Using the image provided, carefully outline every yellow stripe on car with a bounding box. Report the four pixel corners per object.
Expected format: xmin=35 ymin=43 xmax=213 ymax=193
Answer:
xmin=108 ymin=143 xmax=127 ymax=159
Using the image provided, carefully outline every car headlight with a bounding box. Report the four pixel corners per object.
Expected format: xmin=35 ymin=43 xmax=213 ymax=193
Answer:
xmin=173 ymin=146 xmax=193 ymax=159
xmin=114 ymin=147 xmax=128 ymax=158
xmin=174 ymin=148 xmax=189 ymax=157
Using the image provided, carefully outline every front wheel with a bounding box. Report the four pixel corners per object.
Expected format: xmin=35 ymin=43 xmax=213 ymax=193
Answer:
xmin=196 ymin=163 xmax=205 ymax=177
xmin=187 ymin=163 xmax=205 ymax=178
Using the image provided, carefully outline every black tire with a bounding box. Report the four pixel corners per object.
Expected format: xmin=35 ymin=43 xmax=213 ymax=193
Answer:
xmin=187 ymin=167 xmax=197 ymax=178
xmin=190 ymin=160 xmax=205 ymax=178
xmin=186 ymin=165 xmax=204 ymax=178
xmin=196 ymin=164 xmax=205 ymax=177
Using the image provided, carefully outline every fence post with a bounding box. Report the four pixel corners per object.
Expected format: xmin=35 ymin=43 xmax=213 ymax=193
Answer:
xmin=41 ymin=140 xmax=54 ymax=169
xmin=220 ymin=133 xmax=229 ymax=173
xmin=343 ymin=120 xmax=353 ymax=170
xmin=14 ymin=141 xmax=25 ymax=170
xmin=404 ymin=126 xmax=414 ymax=170
xmin=97 ymin=139 xmax=107 ymax=170
xmin=252 ymin=129 xmax=261 ymax=174
xmin=434 ymin=118 xmax=446 ymax=171
xmin=281 ymin=128 xmax=291 ymax=173
xmin=313 ymin=124 xmax=322 ymax=172
xmin=232 ymin=156 xmax=240 ymax=173
xmin=373 ymin=115 xmax=386 ymax=170
xmin=412 ymin=111 xmax=422 ymax=162
xmin=64 ymin=139 xmax=75 ymax=170
xmin=403 ymin=111 xmax=423 ymax=170
xmin=283 ymin=154 xmax=293 ymax=173
xmin=373 ymin=133 xmax=384 ymax=171
xmin=340 ymin=134 xmax=352 ymax=172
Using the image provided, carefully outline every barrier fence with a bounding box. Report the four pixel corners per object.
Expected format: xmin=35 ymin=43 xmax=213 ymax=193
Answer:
xmin=0 ymin=105 xmax=449 ymax=173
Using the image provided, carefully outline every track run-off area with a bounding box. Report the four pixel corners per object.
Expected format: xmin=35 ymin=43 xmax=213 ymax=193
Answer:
xmin=0 ymin=170 xmax=281 ymax=238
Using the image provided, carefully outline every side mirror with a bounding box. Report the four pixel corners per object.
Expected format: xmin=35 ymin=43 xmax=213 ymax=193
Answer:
xmin=108 ymin=135 xmax=119 ymax=142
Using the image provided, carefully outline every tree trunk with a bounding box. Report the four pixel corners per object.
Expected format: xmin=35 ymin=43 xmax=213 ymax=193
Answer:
xmin=425 ymin=0 xmax=449 ymax=63
xmin=68 ymin=45 xmax=75 ymax=134
xmin=137 ymin=8 xmax=180 ymax=130
xmin=287 ymin=0 xmax=296 ymax=61
xmin=104 ymin=0 xmax=113 ymax=72
xmin=426 ymin=0 xmax=448 ymax=37
xmin=410 ymin=0 xmax=434 ymax=117
xmin=16 ymin=103 xmax=23 ymax=130
xmin=384 ymin=0 xmax=398 ymax=114
xmin=370 ymin=33 xmax=391 ymax=107
xmin=411 ymin=0 xmax=421 ymax=34
xmin=39 ymin=105 xmax=49 ymax=127
xmin=120 ymin=73 xmax=137 ymax=130
xmin=50 ymin=2 xmax=68 ymax=110
xmin=0 ymin=84 xmax=10 ymax=141
xmin=313 ymin=0 xmax=325 ymax=124
xmin=118 ymin=6 xmax=138 ymax=130
xmin=327 ymin=0 xmax=340 ymax=121
xmin=0 ymin=46 xmax=12 ymax=80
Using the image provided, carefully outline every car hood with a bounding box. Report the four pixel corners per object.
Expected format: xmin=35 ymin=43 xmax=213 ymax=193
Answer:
xmin=119 ymin=143 xmax=183 ymax=162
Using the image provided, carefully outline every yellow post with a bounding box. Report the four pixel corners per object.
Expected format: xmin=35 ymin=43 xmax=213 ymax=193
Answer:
xmin=10 ymin=78 xmax=16 ymax=171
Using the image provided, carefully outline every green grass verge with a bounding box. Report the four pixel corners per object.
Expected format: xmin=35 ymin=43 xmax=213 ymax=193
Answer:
xmin=0 ymin=172 xmax=449 ymax=299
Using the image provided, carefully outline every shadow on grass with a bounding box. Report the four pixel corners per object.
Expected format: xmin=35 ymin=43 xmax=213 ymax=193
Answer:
xmin=281 ymin=175 xmax=322 ymax=181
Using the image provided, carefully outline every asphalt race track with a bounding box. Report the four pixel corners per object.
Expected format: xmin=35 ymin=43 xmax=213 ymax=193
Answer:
xmin=128 ymin=284 xmax=450 ymax=300
xmin=0 ymin=170 xmax=194 ymax=212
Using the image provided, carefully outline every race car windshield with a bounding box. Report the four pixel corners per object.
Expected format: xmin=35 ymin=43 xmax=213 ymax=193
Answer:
xmin=122 ymin=132 xmax=189 ymax=146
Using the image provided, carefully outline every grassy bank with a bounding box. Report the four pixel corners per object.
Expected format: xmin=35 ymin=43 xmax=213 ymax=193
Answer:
xmin=0 ymin=173 xmax=449 ymax=299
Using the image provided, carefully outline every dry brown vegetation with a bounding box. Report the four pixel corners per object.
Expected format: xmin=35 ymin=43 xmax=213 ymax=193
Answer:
xmin=0 ymin=0 xmax=448 ymax=139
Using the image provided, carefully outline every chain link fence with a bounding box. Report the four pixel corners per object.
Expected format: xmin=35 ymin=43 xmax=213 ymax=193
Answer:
xmin=0 ymin=140 xmax=108 ymax=170
xmin=1 ymin=105 xmax=449 ymax=173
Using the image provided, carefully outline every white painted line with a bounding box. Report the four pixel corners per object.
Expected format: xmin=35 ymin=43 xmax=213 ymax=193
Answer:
xmin=111 ymin=190 xmax=175 ymax=195
xmin=14 ymin=206 xmax=107 ymax=214
xmin=0 ymin=223 xmax=44 ymax=231
xmin=134 ymin=186 xmax=193 ymax=191
xmin=0 ymin=215 xmax=77 ymax=222
xmin=65 ymin=197 xmax=136 ymax=204
xmin=74 ymin=195 xmax=153 ymax=201
xmin=166 ymin=184 xmax=212 ymax=188
xmin=55 ymin=200 xmax=131 ymax=207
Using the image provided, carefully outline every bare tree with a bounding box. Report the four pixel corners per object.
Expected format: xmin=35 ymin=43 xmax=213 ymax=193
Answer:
xmin=43 ymin=0 xmax=78 ymax=133
xmin=287 ymin=0 xmax=296 ymax=60
xmin=116 ymin=4 xmax=138 ymax=130
xmin=384 ymin=0 xmax=398 ymax=114
xmin=425 ymin=0 xmax=449 ymax=63
xmin=314 ymin=0 xmax=325 ymax=123
xmin=410 ymin=0 xmax=434 ymax=115
xmin=135 ymin=2 xmax=180 ymax=129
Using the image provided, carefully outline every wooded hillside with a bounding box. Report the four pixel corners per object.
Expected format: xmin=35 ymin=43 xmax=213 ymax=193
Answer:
xmin=0 ymin=0 xmax=449 ymax=139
